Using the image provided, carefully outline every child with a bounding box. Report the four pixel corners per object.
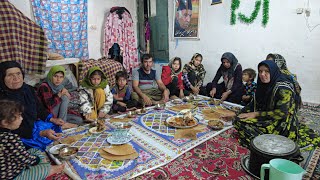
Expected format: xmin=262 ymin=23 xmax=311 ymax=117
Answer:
xmin=79 ymin=67 xmax=113 ymax=121
xmin=241 ymin=68 xmax=257 ymax=105
xmin=161 ymin=57 xmax=189 ymax=99
xmin=182 ymin=53 xmax=206 ymax=95
xmin=111 ymin=71 xmax=138 ymax=112
xmin=37 ymin=65 xmax=83 ymax=128
xmin=0 ymin=100 xmax=64 ymax=180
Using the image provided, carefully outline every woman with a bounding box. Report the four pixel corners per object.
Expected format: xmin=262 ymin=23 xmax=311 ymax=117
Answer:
xmin=207 ymin=52 xmax=243 ymax=103
xmin=0 ymin=61 xmax=63 ymax=150
xmin=232 ymin=60 xmax=319 ymax=149
xmin=79 ymin=67 xmax=113 ymax=121
xmin=38 ymin=65 xmax=83 ymax=126
xmin=182 ymin=53 xmax=206 ymax=95
xmin=161 ymin=57 xmax=189 ymax=99
xmin=266 ymin=53 xmax=302 ymax=109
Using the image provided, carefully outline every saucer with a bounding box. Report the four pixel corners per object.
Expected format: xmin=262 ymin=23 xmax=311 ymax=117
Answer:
xmin=241 ymin=155 xmax=260 ymax=179
xmin=107 ymin=134 xmax=133 ymax=145
xmin=89 ymin=127 xmax=105 ymax=134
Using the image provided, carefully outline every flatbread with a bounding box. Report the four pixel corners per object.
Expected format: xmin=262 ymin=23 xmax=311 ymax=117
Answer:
xmin=202 ymin=109 xmax=221 ymax=120
xmin=102 ymin=144 xmax=136 ymax=156
xmin=174 ymin=125 xmax=206 ymax=140
xmin=213 ymin=108 xmax=236 ymax=117
xmin=99 ymin=149 xmax=138 ymax=161
xmin=109 ymin=117 xmax=132 ymax=123
xmin=59 ymin=134 xmax=84 ymax=145
xmin=169 ymin=104 xmax=195 ymax=112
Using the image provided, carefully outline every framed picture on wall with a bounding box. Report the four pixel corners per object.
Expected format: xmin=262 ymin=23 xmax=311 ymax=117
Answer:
xmin=211 ymin=0 xmax=222 ymax=5
xmin=173 ymin=0 xmax=200 ymax=39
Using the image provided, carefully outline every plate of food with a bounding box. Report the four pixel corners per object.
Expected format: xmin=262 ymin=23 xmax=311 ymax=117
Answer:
xmin=59 ymin=146 xmax=79 ymax=160
xmin=49 ymin=144 xmax=69 ymax=155
xmin=107 ymin=134 xmax=133 ymax=145
xmin=172 ymin=99 xmax=183 ymax=104
xmin=166 ymin=112 xmax=199 ymax=128
xmin=135 ymin=108 xmax=147 ymax=115
xmin=207 ymin=120 xmax=225 ymax=130
xmin=89 ymin=126 xmax=105 ymax=134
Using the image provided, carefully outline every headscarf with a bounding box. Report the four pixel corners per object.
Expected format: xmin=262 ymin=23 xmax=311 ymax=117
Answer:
xmin=255 ymin=60 xmax=292 ymax=110
xmin=0 ymin=61 xmax=37 ymax=139
xmin=168 ymin=57 xmax=182 ymax=76
xmin=46 ymin=65 xmax=66 ymax=94
xmin=182 ymin=53 xmax=206 ymax=86
xmin=266 ymin=53 xmax=289 ymax=72
xmin=80 ymin=66 xmax=108 ymax=89
xmin=220 ymin=52 xmax=239 ymax=90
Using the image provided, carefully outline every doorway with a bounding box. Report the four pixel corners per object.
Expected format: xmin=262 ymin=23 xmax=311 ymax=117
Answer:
xmin=136 ymin=0 xmax=169 ymax=63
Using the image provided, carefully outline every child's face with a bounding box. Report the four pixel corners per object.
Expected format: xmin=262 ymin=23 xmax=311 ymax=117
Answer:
xmin=193 ymin=56 xmax=202 ymax=67
xmin=117 ymin=77 xmax=127 ymax=88
xmin=90 ymin=74 xmax=102 ymax=86
xmin=172 ymin=60 xmax=180 ymax=71
xmin=242 ymin=73 xmax=251 ymax=83
xmin=2 ymin=113 xmax=23 ymax=130
xmin=52 ymin=72 xmax=64 ymax=86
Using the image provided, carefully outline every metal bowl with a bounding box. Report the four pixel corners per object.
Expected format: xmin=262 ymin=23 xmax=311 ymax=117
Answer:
xmin=154 ymin=103 xmax=166 ymax=110
xmin=59 ymin=146 xmax=79 ymax=160
xmin=127 ymin=111 xmax=136 ymax=118
xmin=183 ymin=96 xmax=194 ymax=102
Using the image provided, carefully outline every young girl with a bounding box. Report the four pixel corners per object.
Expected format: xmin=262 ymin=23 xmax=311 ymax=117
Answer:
xmin=0 ymin=100 xmax=64 ymax=180
xmin=37 ymin=65 xmax=83 ymax=127
xmin=182 ymin=53 xmax=206 ymax=95
xmin=161 ymin=57 xmax=188 ymax=98
xmin=111 ymin=71 xmax=138 ymax=112
xmin=79 ymin=67 xmax=113 ymax=120
xmin=208 ymin=52 xmax=243 ymax=104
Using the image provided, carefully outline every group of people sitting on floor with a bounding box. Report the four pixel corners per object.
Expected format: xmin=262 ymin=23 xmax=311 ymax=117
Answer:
xmin=0 ymin=52 xmax=319 ymax=179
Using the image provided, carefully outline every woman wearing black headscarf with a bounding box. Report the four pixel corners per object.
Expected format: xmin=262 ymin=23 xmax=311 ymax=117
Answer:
xmin=207 ymin=52 xmax=243 ymax=103
xmin=231 ymin=60 xmax=319 ymax=149
xmin=0 ymin=61 xmax=64 ymax=150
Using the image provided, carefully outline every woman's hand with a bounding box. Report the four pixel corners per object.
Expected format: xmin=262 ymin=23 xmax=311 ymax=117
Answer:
xmin=210 ymin=88 xmax=216 ymax=97
xmin=98 ymin=111 xmax=106 ymax=118
xmin=50 ymin=118 xmax=65 ymax=126
xmin=40 ymin=129 xmax=61 ymax=141
xmin=220 ymin=90 xmax=231 ymax=101
xmin=237 ymin=112 xmax=259 ymax=120
xmin=179 ymin=90 xmax=185 ymax=99
xmin=191 ymin=86 xmax=199 ymax=95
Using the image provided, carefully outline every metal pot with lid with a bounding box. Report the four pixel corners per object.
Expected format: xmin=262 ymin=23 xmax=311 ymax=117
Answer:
xmin=248 ymin=134 xmax=303 ymax=178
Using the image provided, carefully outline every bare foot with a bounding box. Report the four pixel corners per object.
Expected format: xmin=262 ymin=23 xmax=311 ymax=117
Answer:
xmin=48 ymin=164 xmax=65 ymax=176
xmin=62 ymin=122 xmax=78 ymax=129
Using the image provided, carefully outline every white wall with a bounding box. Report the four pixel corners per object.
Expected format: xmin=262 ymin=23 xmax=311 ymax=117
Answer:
xmin=168 ymin=0 xmax=320 ymax=104
xmin=9 ymin=0 xmax=138 ymax=60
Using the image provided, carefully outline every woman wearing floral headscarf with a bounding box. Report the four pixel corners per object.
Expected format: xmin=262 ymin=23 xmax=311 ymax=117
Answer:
xmin=230 ymin=60 xmax=320 ymax=149
xmin=38 ymin=65 xmax=83 ymax=127
xmin=162 ymin=57 xmax=189 ymax=99
xmin=79 ymin=67 xmax=113 ymax=121
xmin=266 ymin=53 xmax=302 ymax=109
xmin=182 ymin=53 xmax=206 ymax=95
xmin=207 ymin=52 xmax=243 ymax=103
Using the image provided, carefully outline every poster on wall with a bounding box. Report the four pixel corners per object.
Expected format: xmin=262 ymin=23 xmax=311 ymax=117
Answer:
xmin=211 ymin=0 xmax=222 ymax=5
xmin=174 ymin=0 xmax=200 ymax=39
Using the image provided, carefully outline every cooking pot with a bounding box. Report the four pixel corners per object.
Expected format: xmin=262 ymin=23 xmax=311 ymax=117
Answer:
xmin=249 ymin=134 xmax=303 ymax=179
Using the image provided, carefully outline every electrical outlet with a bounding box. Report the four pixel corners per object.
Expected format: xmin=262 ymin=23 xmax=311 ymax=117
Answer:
xmin=296 ymin=8 xmax=304 ymax=14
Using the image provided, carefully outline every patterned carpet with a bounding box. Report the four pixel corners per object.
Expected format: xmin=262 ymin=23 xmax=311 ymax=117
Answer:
xmin=46 ymin=104 xmax=320 ymax=180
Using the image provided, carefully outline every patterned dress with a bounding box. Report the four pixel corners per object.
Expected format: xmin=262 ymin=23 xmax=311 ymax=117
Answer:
xmin=234 ymin=61 xmax=320 ymax=150
xmin=0 ymin=128 xmax=50 ymax=180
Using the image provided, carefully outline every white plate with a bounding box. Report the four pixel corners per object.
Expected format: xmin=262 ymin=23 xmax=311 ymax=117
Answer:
xmin=107 ymin=134 xmax=133 ymax=145
xmin=89 ymin=127 xmax=105 ymax=134
xmin=172 ymin=99 xmax=183 ymax=104
xmin=179 ymin=109 xmax=192 ymax=114
xmin=49 ymin=144 xmax=69 ymax=155
xmin=166 ymin=116 xmax=199 ymax=129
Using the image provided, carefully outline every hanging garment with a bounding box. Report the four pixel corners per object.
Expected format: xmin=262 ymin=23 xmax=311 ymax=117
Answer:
xmin=103 ymin=7 xmax=139 ymax=75
xmin=31 ymin=0 xmax=89 ymax=60
xmin=0 ymin=0 xmax=48 ymax=74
